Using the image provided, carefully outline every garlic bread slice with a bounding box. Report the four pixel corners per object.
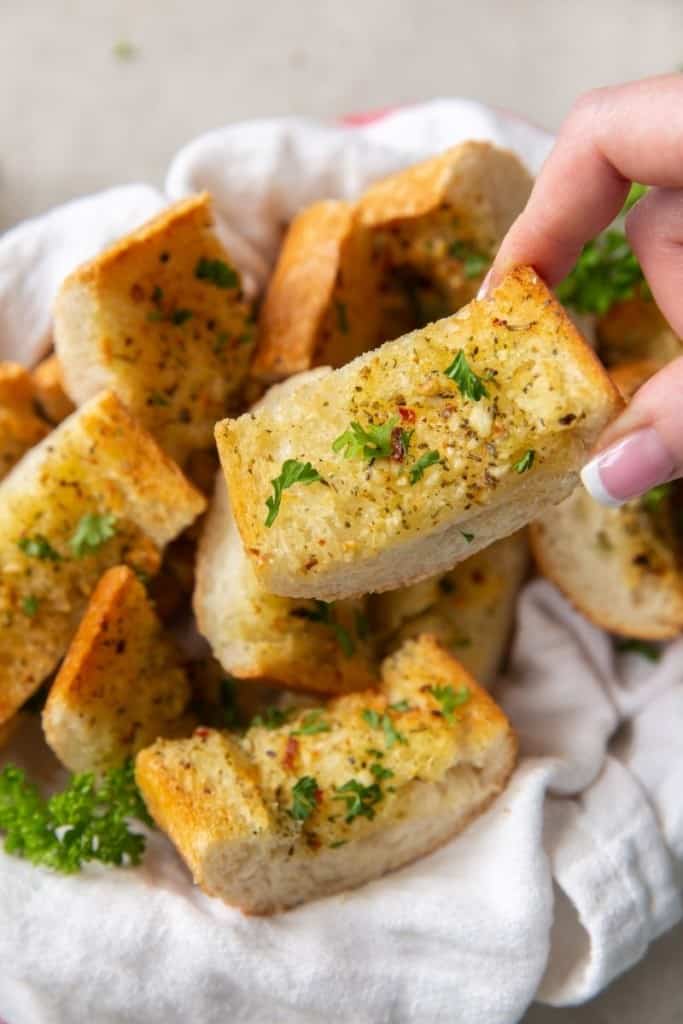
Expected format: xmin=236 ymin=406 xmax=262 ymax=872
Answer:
xmin=136 ymin=635 xmax=516 ymax=914
xmin=31 ymin=353 xmax=75 ymax=425
xmin=54 ymin=193 xmax=255 ymax=464
xmin=0 ymin=391 xmax=205 ymax=726
xmin=43 ymin=566 xmax=194 ymax=773
xmin=0 ymin=362 xmax=50 ymax=480
xmin=217 ymin=267 xmax=621 ymax=600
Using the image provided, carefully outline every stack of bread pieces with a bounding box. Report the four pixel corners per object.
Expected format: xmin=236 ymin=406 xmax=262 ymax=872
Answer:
xmin=6 ymin=140 xmax=667 ymax=916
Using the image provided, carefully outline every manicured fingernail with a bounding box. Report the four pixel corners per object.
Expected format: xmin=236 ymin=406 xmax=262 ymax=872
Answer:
xmin=580 ymin=427 xmax=675 ymax=507
xmin=476 ymin=270 xmax=493 ymax=299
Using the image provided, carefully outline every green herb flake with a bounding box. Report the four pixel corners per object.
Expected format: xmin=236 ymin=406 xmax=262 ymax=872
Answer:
xmin=615 ymin=638 xmax=661 ymax=662
xmin=291 ymin=711 xmax=332 ymax=737
xmin=449 ymin=241 xmax=489 ymax=279
xmin=556 ymin=229 xmax=646 ymax=316
xmin=251 ymin=707 xmax=292 ymax=730
xmin=170 ymin=309 xmax=194 ymax=326
xmin=332 ymin=417 xmax=411 ymax=462
xmin=460 ymin=530 xmax=475 ymax=544
xmin=641 ymin=483 xmax=672 ymax=513
xmin=69 ymin=514 xmax=117 ymax=558
xmin=444 ymin=350 xmax=489 ymax=402
xmin=21 ymin=595 xmax=40 ymax=618
xmin=361 ymin=708 xmax=406 ymax=749
xmin=290 ymin=776 xmax=320 ymax=821
xmin=17 ymin=535 xmax=61 ymax=562
xmin=513 ymin=449 xmax=535 ymax=474
xmin=265 ymin=459 xmax=322 ymax=527
xmin=333 ymin=779 xmax=382 ymax=823
xmin=624 ymin=183 xmax=648 ymax=211
xmin=428 ymin=684 xmax=471 ymax=724
xmin=409 ymin=450 xmax=441 ymax=485
xmin=195 ymin=258 xmax=239 ymax=289
xmin=0 ymin=759 xmax=151 ymax=874
xmin=370 ymin=762 xmax=394 ymax=781
xmin=389 ymin=700 xmax=410 ymax=712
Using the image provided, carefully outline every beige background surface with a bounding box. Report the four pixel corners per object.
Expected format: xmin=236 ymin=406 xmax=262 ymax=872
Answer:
xmin=1 ymin=1 xmax=681 ymax=1021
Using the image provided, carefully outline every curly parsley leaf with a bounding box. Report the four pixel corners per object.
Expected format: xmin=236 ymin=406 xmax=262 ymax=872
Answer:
xmin=195 ymin=257 xmax=239 ymax=289
xmin=69 ymin=514 xmax=117 ymax=558
xmin=449 ymin=241 xmax=490 ymax=279
xmin=265 ymin=459 xmax=322 ymax=527
xmin=370 ymin=762 xmax=394 ymax=781
xmin=290 ymin=776 xmax=320 ymax=821
xmin=428 ymin=684 xmax=470 ymax=724
xmin=513 ymin=449 xmax=535 ymax=474
xmin=333 ymin=778 xmax=383 ymax=822
xmin=0 ymin=760 xmax=151 ymax=874
xmin=332 ymin=417 xmax=412 ymax=463
xmin=361 ymin=708 xmax=406 ymax=749
xmin=17 ymin=535 xmax=61 ymax=562
xmin=444 ymin=350 xmax=489 ymax=401
xmin=615 ymin=638 xmax=661 ymax=661
xmin=556 ymin=230 xmax=646 ymax=315
xmin=409 ymin=450 xmax=441 ymax=484
xmin=291 ymin=711 xmax=331 ymax=736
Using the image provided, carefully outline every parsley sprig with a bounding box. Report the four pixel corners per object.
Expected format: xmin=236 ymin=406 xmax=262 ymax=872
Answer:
xmin=250 ymin=707 xmax=293 ymax=730
xmin=361 ymin=708 xmax=406 ymax=749
xmin=0 ymin=760 xmax=151 ymax=874
xmin=641 ymin=483 xmax=671 ymax=513
xmin=291 ymin=711 xmax=331 ymax=736
xmin=332 ymin=417 xmax=412 ymax=463
xmin=17 ymin=535 xmax=61 ymax=561
xmin=70 ymin=514 xmax=117 ymax=557
xmin=265 ymin=459 xmax=322 ymax=527
xmin=409 ymin=450 xmax=441 ymax=484
xmin=444 ymin=350 xmax=489 ymax=401
xmin=195 ymin=257 xmax=239 ymax=289
xmin=290 ymin=776 xmax=320 ymax=821
xmin=428 ymin=684 xmax=470 ymax=724
xmin=333 ymin=779 xmax=382 ymax=822
xmin=513 ymin=450 xmax=535 ymax=474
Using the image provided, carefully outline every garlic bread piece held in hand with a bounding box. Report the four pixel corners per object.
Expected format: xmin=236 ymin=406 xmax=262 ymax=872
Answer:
xmin=43 ymin=566 xmax=194 ymax=774
xmin=0 ymin=362 xmax=50 ymax=480
xmin=0 ymin=391 xmax=205 ymax=726
xmin=195 ymin=471 xmax=376 ymax=695
xmin=371 ymin=532 xmax=528 ymax=686
xmin=531 ymin=361 xmax=683 ymax=640
xmin=253 ymin=142 xmax=532 ymax=383
xmin=136 ymin=634 xmax=517 ymax=914
xmin=54 ymin=193 xmax=255 ymax=465
xmin=217 ymin=267 xmax=622 ymax=601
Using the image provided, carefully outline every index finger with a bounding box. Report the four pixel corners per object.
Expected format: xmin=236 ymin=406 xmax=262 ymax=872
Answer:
xmin=490 ymin=74 xmax=683 ymax=286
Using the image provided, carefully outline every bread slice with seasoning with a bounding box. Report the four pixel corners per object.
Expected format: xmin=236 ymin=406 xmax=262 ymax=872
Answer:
xmin=136 ymin=634 xmax=517 ymax=914
xmin=597 ymin=294 xmax=681 ymax=369
xmin=196 ymin=369 xmax=377 ymax=695
xmin=530 ymin=362 xmax=683 ymax=639
xmin=0 ymin=391 xmax=206 ymax=727
xmin=31 ymin=353 xmax=75 ymax=425
xmin=252 ymin=143 xmax=533 ymax=384
xmin=0 ymin=362 xmax=50 ymax=481
xmin=43 ymin=566 xmax=195 ymax=774
xmin=371 ymin=532 xmax=528 ymax=686
xmin=216 ymin=266 xmax=623 ymax=601
xmin=54 ymin=193 xmax=256 ymax=465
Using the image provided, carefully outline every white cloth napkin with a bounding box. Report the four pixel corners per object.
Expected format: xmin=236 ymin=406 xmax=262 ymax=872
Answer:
xmin=0 ymin=100 xmax=681 ymax=1024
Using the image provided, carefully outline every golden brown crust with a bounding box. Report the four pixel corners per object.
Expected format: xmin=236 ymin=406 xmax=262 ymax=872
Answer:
xmin=0 ymin=362 xmax=50 ymax=480
xmin=597 ymin=294 xmax=681 ymax=369
xmin=31 ymin=354 xmax=75 ymax=425
xmin=54 ymin=194 xmax=255 ymax=464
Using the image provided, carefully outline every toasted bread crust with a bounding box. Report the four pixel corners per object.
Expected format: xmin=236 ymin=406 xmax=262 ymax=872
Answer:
xmin=0 ymin=362 xmax=50 ymax=480
xmin=217 ymin=267 xmax=622 ymax=600
xmin=136 ymin=635 xmax=517 ymax=913
xmin=54 ymin=194 xmax=255 ymax=464
xmin=43 ymin=566 xmax=193 ymax=773
xmin=31 ymin=354 xmax=75 ymax=424
xmin=597 ymin=294 xmax=681 ymax=369
xmin=0 ymin=391 xmax=205 ymax=725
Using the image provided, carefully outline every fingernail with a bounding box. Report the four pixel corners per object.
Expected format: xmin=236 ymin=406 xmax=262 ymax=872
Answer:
xmin=476 ymin=269 xmax=493 ymax=300
xmin=580 ymin=427 xmax=675 ymax=507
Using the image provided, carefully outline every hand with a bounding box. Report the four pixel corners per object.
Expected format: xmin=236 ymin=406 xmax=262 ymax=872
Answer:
xmin=485 ymin=74 xmax=683 ymax=506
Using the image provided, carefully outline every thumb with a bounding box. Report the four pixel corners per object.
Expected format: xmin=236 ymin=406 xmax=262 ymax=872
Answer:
xmin=581 ymin=355 xmax=683 ymax=506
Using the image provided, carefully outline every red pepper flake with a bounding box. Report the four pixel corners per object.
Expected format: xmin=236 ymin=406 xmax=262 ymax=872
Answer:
xmin=282 ymin=736 xmax=300 ymax=771
xmin=398 ymin=406 xmax=416 ymax=423
xmin=391 ymin=427 xmax=408 ymax=463
xmin=194 ymin=727 xmax=211 ymax=739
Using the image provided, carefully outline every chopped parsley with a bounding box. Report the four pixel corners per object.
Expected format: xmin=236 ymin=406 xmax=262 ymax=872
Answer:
xmin=428 ymin=684 xmax=470 ymax=723
xmin=361 ymin=708 xmax=406 ymax=749
xmin=69 ymin=514 xmax=117 ymax=558
xmin=449 ymin=240 xmax=489 ymax=278
xmin=444 ymin=350 xmax=489 ymax=402
xmin=370 ymin=762 xmax=394 ymax=781
xmin=170 ymin=309 xmax=193 ymax=326
xmin=460 ymin=530 xmax=475 ymax=544
xmin=195 ymin=258 xmax=239 ymax=289
xmin=389 ymin=699 xmax=411 ymax=712
xmin=0 ymin=760 xmax=151 ymax=874
xmin=21 ymin=595 xmax=40 ymax=618
xmin=514 ymin=449 xmax=535 ymax=474
xmin=641 ymin=483 xmax=672 ymax=513
xmin=409 ymin=450 xmax=441 ymax=484
xmin=615 ymin=638 xmax=661 ymax=662
xmin=332 ymin=417 xmax=412 ymax=462
xmin=333 ymin=779 xmax=382 ymax=823
xmin=291 ymin=711 xmax=331 ymax=736
xmin=17 ymin=535 xmax=61 ymax=562
xmin=290 ymin=776 xmax=320 ymax=821
xmin=292 ymin=600 xmax=356 ymax=657
xmin=335 ymin=301 xmax=349 ymax=334
xmin=250 ymin=707 xmax=292 ymax=729
xmin=557 ymin=231 xmax=645 ymax=315
xmin=265 ymin=459 xmax=322 ymax=527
